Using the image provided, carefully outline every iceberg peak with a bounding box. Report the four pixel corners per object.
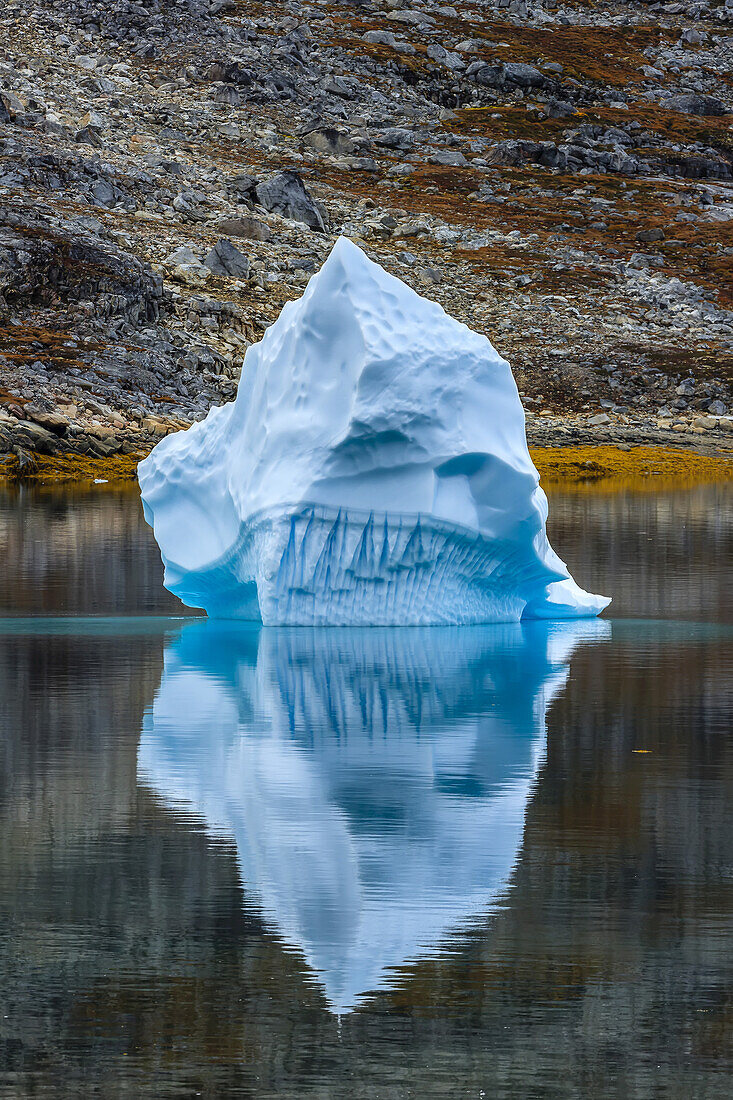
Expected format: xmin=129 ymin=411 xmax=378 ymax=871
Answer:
xmin=139 ymin=237 xmax=609 ymax=624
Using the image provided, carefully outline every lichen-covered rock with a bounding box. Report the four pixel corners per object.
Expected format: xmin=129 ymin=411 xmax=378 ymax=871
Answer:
xmin=0 ymin=215 xmax=163 ymax=323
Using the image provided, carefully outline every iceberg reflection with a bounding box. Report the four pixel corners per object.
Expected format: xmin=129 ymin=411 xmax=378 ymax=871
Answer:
xmin=138 ymin=620 xmax=609 ymax=1012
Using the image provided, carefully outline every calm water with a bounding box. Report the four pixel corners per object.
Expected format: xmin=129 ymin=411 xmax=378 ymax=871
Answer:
xmin=0 ymin=483 xmax=731 ymax=1097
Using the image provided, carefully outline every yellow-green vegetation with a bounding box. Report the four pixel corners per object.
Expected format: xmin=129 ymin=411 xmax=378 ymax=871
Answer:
xmin=0 ymin=450 xmax=144 ymax=485
xmin=2 ymin=443 xmax=731 ymax=494
xmin=532 ymin=445 xmax=733 ymax=491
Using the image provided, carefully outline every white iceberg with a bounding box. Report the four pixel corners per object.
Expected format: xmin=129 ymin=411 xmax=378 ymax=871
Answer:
xmin=138 ymin=619 xmax=610 ymax=1012
xmin=139 ymin=237 xmax=609 ymax=624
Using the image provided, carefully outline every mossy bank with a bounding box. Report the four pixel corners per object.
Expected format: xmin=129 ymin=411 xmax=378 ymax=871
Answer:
xmin=2 ymin=441 xmax=730 ymax=494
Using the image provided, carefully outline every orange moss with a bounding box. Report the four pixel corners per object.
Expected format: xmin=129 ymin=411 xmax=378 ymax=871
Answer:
xmin=0 ymin=450 xmax=145 ymax=485
xmin=2 ymin=443 xmax=730 ymax=494
xmin=436 ymin=16 xmax=667 ymax=88
xmin=454 ymin=101 xmax=733 ymax=154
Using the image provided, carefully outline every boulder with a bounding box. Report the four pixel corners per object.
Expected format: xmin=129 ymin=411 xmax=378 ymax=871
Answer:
xmin=470 ymin=64 xmax=505 ymax=88
xmin=374 ymin=127 xmax=415 ymax=151
xmin=25 ymin=407 xmax=69 ymax=436
xmin=637 ymin=228 xmax=665 ymax=243
xmin=163 ymin=246 xmax=200 ymax=267
xmin=502 ymin=62 xmax=545 ymax=88
xmin=303 ymin=128 xmax=356 ymax=156
xmin=204 ymin=239 xmax=250 ymax=279
xmin=217 ymin=215 xmax=272 ymax=241
xmin=430 ymin=149 xmax=469 ymax=167
xmin=663 ymin=94 xmax=728 ymax=117
xmin=255 ymin=171 xmax=326 ymax=232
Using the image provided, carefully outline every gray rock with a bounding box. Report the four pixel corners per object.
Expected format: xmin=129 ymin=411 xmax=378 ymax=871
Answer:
xmin=637 ymin=228 xmax=665 ymax=243
xmin=430 ymin=149 xmax=469 ymax=167
xmin=203 ymin=239 xmax=250 ymax=279
xmin=303 ymin=128 xmax=356 ymax=156
xmin=363 ymin=30 xmax=397 ymax=47
xmin=91 ymin=180 xmax=120 ymax=207
xmin=15 ymin=420 xmax=60 ymax=455
xmin=375 ymin=128 xmax=415 ymax=151
xmin=255 ymin=170 xmax=326 ymax=232
xmin=164 ymin=246 xmax=199 ymax=266
xmin=211 ymin=83 xmax=241 ymax=106
xmin=74 ymin=126 xmax=104 ymax=147
xmin=471 ymin=63 xmax=505 ymax=88
xmin=502 ymin=62 xmax=545 ymax=88
xmin=217 ymin=215 xmax=272 ymax=242
xmin=663 ymin=94 xmax=728 ymax=117
xmin=426 ymin=44 xmax=465 ymax=72
xmin=546 ymin=99 xmax=576 ymax=119
xmin=225 ymin=173 xmax=258 ymax=202
xmin=324 ymin=76 xmax=355 ymax=99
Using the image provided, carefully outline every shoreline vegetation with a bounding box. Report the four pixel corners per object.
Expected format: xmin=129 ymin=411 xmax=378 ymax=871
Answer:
xmin=2 ymin=441 xmax=730 ymax=493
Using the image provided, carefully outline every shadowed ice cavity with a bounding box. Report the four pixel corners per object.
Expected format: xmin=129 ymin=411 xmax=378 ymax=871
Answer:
xmin=138 ymin=618 xmax=610 ymax=1013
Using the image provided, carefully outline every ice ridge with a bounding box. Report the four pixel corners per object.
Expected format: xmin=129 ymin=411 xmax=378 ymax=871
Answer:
xmin=138 ymin=236 xmax=610 ymax=624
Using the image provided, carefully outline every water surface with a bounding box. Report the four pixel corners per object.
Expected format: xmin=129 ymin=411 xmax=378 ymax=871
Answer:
xmin=0 ymin=483 xmax=731 ymax=1097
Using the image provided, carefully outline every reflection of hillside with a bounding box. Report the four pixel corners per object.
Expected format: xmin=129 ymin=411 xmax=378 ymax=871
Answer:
xmin=0 ymin=619 xmax=730 ymax=1098
xmin=0 ymin=624 xmax=164 ymax=875
xmin=0 ymin=486 xmax=185 ymax=614
xmin=139 ymin=620 xmax=608 ymax=1012
xmin=548 ymin=484 xmax=733 ymax=622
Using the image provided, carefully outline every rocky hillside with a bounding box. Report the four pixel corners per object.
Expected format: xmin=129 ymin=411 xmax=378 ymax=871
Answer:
xmin=1 ymin=0 xmax=732 ymax=476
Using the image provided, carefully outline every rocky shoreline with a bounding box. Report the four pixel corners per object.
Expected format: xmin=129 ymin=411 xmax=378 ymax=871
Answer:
xmin=1 ymin=0 xmax=733 ymax=477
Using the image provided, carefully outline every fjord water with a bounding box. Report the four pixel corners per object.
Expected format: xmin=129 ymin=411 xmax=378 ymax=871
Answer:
xmin=0 ymin=484 xmax=731 ymax=1097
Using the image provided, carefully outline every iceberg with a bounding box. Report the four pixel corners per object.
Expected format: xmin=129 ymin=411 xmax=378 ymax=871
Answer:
xmin=138 ymin=619 xmax=611 ymax=1012
xmin=139 ymin=237 xmax=609 ymax=624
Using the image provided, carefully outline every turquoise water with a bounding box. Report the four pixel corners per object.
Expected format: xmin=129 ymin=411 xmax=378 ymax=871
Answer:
xmin=0 ymin=484 xmax=731 ymax=1096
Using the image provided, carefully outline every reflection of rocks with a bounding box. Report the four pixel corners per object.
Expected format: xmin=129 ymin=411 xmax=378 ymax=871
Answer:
xmin=547 ymin=483 xmax=733 ymax=622
xmin=139 ymin=619 xmax=609 ymax=1011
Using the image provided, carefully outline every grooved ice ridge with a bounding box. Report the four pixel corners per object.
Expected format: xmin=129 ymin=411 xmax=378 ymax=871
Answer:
xmin=139 ymin=237 xmax=610 ymax=624
xmin=262 ymin=506 xmax=541 ymax=625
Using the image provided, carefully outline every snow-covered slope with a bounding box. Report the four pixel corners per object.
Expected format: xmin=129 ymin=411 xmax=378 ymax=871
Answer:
xmin=138 ymin=237 xmax=609 ymax=624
